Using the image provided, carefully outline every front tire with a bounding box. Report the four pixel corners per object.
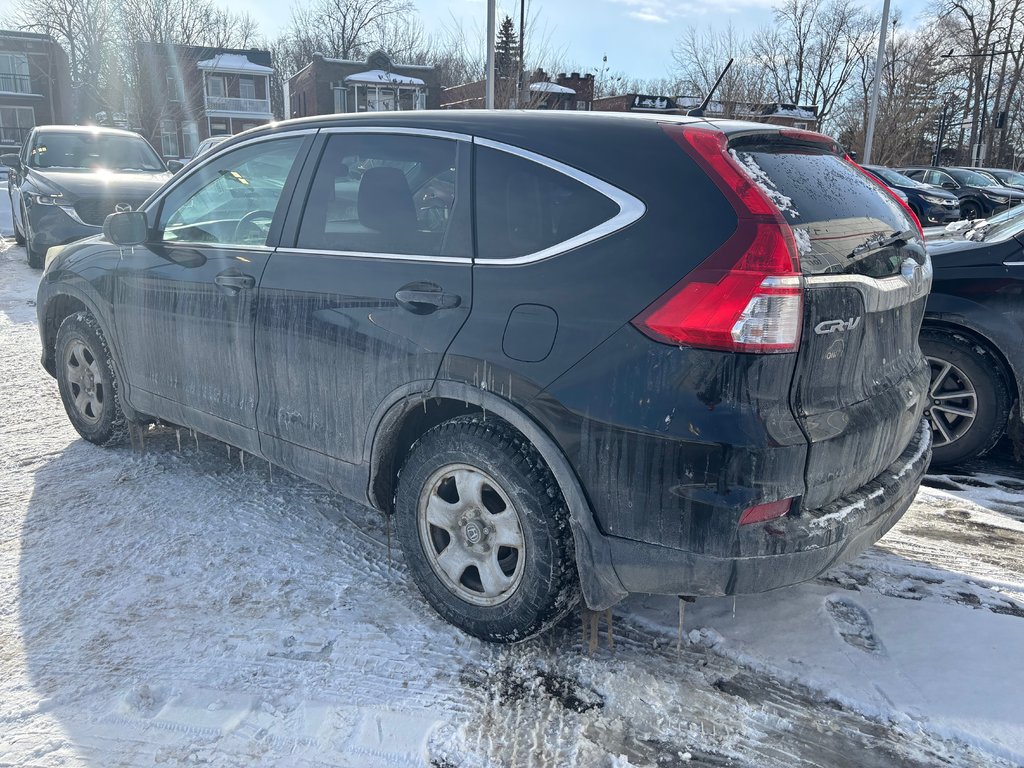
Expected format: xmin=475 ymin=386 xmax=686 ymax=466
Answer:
xmin=12 ymin=198 xmax=25 ymax=245
xmin=960 ymin=200 xmax=982 ymax=221
xmin=54 ymin=311 xmax=129 ymax=447
xmin=920 ymin=329 xmax=1010 ymax=466
xmin=395 ymin=415 xmax=579 ymax=642
xmin=22 ymin=204 xmax=44 ymax=268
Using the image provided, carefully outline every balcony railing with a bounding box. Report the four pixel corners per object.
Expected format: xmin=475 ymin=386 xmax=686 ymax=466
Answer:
xmin=205 ymin=96 xmax=271 ymax=115
xmin=0 ymin=126 xmax=31 ymax=148
xmin=0 ymin=73 xmax=32 ymax=94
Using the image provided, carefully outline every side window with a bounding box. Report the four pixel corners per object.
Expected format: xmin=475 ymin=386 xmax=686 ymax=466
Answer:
xmin=927 ymin=170 xmax=953 ymax=187
xmin=160 ymin=137 xmax=305 ymax=247
xmin=475 ymin=145 xmax=620 ymax=261
xmin=297 ymin=133 xmax=459 ymax=256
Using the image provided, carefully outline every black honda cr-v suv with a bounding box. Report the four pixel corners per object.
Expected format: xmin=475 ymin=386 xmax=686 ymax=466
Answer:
xmin=36 ymin=112 xmax=932 ymax=642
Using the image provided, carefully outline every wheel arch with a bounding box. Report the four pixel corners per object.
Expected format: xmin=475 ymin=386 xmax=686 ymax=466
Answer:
xmin=920 ymin=318 xmax=1019 ymax=413
xmin=366 ymin=381 xmax=628 ymax=611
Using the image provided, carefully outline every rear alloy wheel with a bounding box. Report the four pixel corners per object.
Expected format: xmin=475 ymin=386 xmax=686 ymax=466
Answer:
xmin=921 ymin=330 xmax=1010 ymax=466
xmin=395 ymin=415 xmax=579 ymax=642
xmin=55 ymin=311 xmax=129 ymax=446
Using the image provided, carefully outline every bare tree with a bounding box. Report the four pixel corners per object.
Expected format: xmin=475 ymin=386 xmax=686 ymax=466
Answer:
xmin=751 ymin=0 xmax=877 ymax=128
xmin=672 ymin=23 xmax=767 ymax=104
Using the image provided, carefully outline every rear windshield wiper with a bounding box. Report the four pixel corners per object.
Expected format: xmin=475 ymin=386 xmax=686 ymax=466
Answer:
xmin=846 ymin=229 xmax=917 ymax=260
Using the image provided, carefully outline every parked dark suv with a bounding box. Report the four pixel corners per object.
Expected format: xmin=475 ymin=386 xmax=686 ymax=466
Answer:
xmin=36 ymin=113 xmax=932 ymax=642
xmin=902 ymin=166 xmax=1024 ymax=220
xmin=861 ymin=165 xmax=960 ymax=225
xmin=2 ymin=125 xmax=174 ymax=268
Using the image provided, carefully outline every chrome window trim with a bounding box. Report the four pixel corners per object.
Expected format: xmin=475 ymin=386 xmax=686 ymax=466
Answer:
xmin=276 ymin=246 xmax=470 ymax=264
xmin=472 ymin=136 xmax=647 ymax=266
xmin=804 ymin=255 xmax=933 ymax=313
xmin=161 ymin=241 xmax=274 ymax=253
xmin=142 ymin=129 xmax=320 ymax=216
xmin=319 ymin=126 xmax=472 ymax=142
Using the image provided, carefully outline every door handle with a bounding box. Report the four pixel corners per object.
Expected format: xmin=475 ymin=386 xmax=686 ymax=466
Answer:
xmin=215 ymin=271 xmax=256 ymax=293
xmin=395 ymin=283 xmax=462 ymax=314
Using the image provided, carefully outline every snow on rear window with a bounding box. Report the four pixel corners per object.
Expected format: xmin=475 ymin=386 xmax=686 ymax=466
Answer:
xmin=730 ymin=149 xmax=799 ymax=218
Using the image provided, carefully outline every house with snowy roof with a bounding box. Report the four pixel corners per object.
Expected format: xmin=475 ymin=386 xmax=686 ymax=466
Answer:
xmin=286 ymin=51 xmax=441 ymax=118
xmin=136 ymin=43 xmax=276 ymax=159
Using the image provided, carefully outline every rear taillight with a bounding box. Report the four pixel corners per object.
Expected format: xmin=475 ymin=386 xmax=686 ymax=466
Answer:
xmin=845 ymin=155 xmax=925 ymax=240
xmin=633 ymin=126 xmax=803 ymax=354
xmin=739 ymin=498 xmax=793 ymax=525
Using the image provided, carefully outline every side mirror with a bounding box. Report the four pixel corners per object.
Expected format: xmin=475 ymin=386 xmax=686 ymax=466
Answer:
xmin=942 ymin=181 xmax=958 ymax=189
xmin=0 ymin=153 xmax=21 ymax=171
xmin=103 ymin=210 xmax=148 ymax=246
xmin=166 ymin=159 xmax=184 ymax=173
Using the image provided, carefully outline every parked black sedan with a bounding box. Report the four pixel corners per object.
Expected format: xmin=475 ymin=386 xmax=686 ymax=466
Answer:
xmin=862 ymin=165 xmax=960 ymax=225
xmin=2 ymin=126 xmax=174 ymax=268
xmin=923 ymin=213 xmax=1024 ymax=465
xmin=902 ymin=166 xmax=1024 ymax=220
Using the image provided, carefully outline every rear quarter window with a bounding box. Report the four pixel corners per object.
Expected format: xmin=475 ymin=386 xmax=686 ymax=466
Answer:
xmin=474 ymin=145 xmax=620 ymax=261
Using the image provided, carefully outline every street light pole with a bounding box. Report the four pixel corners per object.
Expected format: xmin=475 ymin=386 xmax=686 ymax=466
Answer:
xmin=863 ymin=0 xmax=892 ymax=165
xmin=485 ymin=0 xmax=496 ymax=109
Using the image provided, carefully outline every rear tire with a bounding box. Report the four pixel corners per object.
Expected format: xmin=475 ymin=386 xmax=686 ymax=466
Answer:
xmin=395 ymin=415 xmax=579 ymax=642
xmin=920 ymin=329 xmax=1010 ymax=467
xmin=54 ymin=311 xmax=129 ymax=447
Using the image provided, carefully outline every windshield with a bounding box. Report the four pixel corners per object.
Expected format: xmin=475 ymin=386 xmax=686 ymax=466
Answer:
xmin=28 ymin=132 xmax=165 ymax=172
xmin=994 ymin=170 xmax=1024 ymax=187
xmin=970 ymin=203 xmax=1024 ymax=242
xmin=949 ymin=169 xmax=998 ymax=187
xmin=870 ymin=167 xmax=926 ymax=188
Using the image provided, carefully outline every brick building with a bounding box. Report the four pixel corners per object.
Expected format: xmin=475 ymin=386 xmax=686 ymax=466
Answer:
xmin=0 ymin=30 xmax=72 ymax=152
xmin=592 ymin=93 xmax=819 ymax=130
xmin=137 ymin=43 xmax=275 ymax=159
xmin=287 ymin=51 xmax=440 ymax=117
xmin=440 ymin=70 xmax=594 ymax=111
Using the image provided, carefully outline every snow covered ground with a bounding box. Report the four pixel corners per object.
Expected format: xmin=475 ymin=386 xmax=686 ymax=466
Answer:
xmin=1 ymin=238 xmax=1022 ymax=767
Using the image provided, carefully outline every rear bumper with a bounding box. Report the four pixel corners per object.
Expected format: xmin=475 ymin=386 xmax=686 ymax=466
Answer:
xmin=604 ymin=418 xmax=931 ymax=596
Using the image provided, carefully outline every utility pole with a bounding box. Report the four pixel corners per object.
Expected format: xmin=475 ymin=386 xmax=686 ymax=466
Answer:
xmin=485 ymin=0 xmax=496 ymax=109
xmin=863 ymin=0 xmax=892 ymax=165
xmin=518 ymin=0 xmax=526 ymax=106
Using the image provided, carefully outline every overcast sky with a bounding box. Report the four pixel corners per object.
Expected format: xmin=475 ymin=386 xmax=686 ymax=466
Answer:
xmin=246 ymin=0 xmax=933 ymax=82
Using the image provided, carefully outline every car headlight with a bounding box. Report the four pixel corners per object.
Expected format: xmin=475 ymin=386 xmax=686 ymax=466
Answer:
xmin=921 ymin=194 xmax=951 ymax=205
xmin=982 ymin=191 xmax=1008 ymax=203
xmin=26 ymin=191 xmax=63 ymax=206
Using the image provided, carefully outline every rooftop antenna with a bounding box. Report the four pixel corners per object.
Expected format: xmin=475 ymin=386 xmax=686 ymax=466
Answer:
xmin=687 ymin=58 xmax=734 ymax=117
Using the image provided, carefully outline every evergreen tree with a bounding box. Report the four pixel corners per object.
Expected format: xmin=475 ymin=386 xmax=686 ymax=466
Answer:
xmin=495 ymin=15 xmax=518 ymax=79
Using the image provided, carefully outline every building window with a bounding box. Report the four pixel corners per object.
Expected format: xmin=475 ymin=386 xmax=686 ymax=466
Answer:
xmin=0 ymin=105 xmax=34 ymax=146
xmin=333 ymin=87 xmax=348 ymax=113
xmin=209 ymin=119 xmax=229 ymax=136
xmin=182 ymin=120 xmax=199 ymax=156
xmin=160 ymin=120 xmax=179 ymax=157
xmin=794 ymin=121 xmax=809 ymax=130
xmin=166 ymin=67 xmax=184 ymax=102
xmin=239 ymin=77 xmax=256 ymax=101
xmin=0 ymin=52 xmax=31 ymax=94
xmin=207 ymin=76 xmax=225 ymax=98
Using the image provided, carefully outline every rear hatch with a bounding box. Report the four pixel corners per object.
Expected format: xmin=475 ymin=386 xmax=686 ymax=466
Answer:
xmin=728 ymin=131 xmax=931 ymax=509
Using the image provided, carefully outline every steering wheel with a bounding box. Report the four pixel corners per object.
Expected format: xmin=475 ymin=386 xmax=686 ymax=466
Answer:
xmin=233 ymin=210 xmax=275 ymax=244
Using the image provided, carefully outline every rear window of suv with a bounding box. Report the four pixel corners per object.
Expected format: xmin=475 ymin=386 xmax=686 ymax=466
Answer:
xmin=730 ymin=137 xmax=917 ymax=277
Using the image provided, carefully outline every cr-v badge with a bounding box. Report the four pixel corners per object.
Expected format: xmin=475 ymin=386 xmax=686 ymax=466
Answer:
xmin=815 ymin=317 xmax=862 ymax=335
